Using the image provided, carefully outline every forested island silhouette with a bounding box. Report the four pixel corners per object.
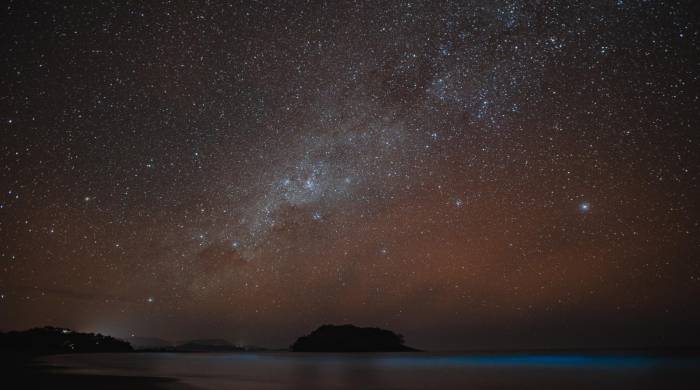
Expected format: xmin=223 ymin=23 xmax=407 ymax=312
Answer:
xmin=291 ymin=324 xmax=419 ymax=352
xmin=0 ymin=326 xmax=132 ymax=357
xmin=1 ymin=323 xmax=417 ymax=356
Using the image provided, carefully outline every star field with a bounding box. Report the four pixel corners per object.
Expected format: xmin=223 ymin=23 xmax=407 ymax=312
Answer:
xmin=1 ymin=1 xmax=699 ymax=349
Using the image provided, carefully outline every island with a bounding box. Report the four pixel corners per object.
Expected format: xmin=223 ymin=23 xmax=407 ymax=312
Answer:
xmin=290 ymin=324 xmax=419 ymax=352
xmin=0 ymin=326 xmax=132 ymax=357
xmin=170 ymin=339 xmax=245 ymax=352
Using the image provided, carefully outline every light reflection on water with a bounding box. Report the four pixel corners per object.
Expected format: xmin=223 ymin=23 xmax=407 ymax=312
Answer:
xmin=43 ymin=352 xmax=700 ymax=390
xmin=378 ymin=354 xmax=661 ymax=367
xmin=203 ymin=352 xmax=676 ymax=367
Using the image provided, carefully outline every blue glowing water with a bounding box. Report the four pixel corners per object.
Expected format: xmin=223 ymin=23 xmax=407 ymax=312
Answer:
xmin=43 ymin=351 xmax=700 ymax=389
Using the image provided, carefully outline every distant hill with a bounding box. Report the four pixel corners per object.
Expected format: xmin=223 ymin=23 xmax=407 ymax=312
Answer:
xmin=174 ymin=339 xmax=244 ymax=352
xmin=0 ymin=327 xmax=133 ymax=356
xmin=131 ymin=338 xmax=249 ymax=352
xmin=126 ymin=337 xmax=172 ymax=350
xmin=291 ymin=324 xmax=419 ymax=352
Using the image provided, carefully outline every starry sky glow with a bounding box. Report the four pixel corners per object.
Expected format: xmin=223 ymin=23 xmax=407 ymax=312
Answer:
xmin=1 ymin=0 xmax=699 ymax=350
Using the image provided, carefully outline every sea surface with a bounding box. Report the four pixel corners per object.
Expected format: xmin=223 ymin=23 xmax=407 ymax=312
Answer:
xmin=41 ymin=351 xmax=700 ymax=389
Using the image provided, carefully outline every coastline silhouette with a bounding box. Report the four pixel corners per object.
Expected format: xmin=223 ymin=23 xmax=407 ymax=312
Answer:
xmin=291 ymin=324 xmax=419 ymax=352
xmin=0 ymin=326 xmax=132 ymax=356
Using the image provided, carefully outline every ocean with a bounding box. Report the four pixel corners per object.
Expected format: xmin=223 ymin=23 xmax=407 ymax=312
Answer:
xmin=41 ymin=351 xmax=700 ymax=389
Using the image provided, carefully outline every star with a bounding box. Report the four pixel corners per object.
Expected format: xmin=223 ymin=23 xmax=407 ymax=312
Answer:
xmin=1 ymin=0 xmax=697 ymax=355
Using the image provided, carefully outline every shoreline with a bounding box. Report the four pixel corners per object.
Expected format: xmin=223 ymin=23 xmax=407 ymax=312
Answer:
xmin=1 ymin=355 xmax=194 ymax=390
xmin=1 ymin=350 xmax=698 ymax=389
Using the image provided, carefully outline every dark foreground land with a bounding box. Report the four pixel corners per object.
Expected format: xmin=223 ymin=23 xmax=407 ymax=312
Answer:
xmin=1 ymin=356 xmax=192 ymax=390
xmin=0 ymin=327 xmax=191 ymax=389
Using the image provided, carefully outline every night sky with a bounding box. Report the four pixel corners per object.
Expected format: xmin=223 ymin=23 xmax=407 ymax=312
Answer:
xmin=1 ymin=1 xmax=699 ymax=350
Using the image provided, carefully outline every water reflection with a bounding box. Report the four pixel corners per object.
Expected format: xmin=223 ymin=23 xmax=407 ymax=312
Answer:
xmin=43 ymin=352 xmax=700 ymax=390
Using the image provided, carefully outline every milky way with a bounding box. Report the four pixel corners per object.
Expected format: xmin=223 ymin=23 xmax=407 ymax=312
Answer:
xmin=1 ymin=1 xmax=699 ymax=349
